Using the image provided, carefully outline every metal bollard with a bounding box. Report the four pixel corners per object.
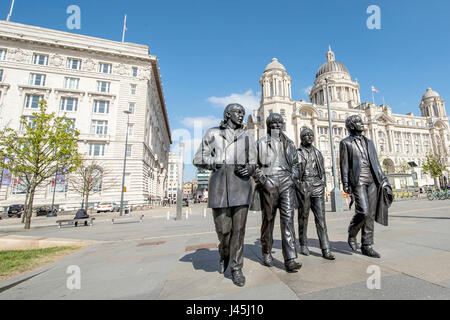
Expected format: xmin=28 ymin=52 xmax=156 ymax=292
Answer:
xmin=203 ymin=209 xmax=207 ymax=218
xmin=185 ymin=210 xmax=188 ymax=219
xmin=167 ymin=212 xmax=170 ymax=221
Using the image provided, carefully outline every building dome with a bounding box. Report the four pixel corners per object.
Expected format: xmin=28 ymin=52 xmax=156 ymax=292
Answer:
xmin=315 ymin=46 xmax=349 ymax=78
xmin=264 ymin=58 xmax=286 ymax=72
xmin=316 ymin=61 xmax=349 ymax=78
xmin=422 ymin=88 xmax=440 ymax=100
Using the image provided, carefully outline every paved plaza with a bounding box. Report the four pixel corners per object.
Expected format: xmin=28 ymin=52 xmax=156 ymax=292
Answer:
xmin=0 ymin=198 xmax=449 ymax=300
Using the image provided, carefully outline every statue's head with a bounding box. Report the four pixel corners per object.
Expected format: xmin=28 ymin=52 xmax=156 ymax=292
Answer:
xmin=345 ymin=115 xmax=365 ymax=134
xmin=223 ymin=103 xmax=245 ymax=128
xmin=266 ymin=113 xmax=284 ymax=135
xmin=300 ymin=128 xmax=314 ymax=146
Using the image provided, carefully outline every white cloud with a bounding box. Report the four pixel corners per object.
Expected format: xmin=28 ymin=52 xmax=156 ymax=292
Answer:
xmin=207 ymin=90 xmax=260 ymax=114
xmin=181 ymin=116 xmax=221 ymax=129
xmin=303 ymin=86 xmax=313 ymax=95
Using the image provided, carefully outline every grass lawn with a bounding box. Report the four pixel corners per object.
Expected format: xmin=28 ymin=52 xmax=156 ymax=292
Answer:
xmin=0 ymin=246 xmax=84 ymax=281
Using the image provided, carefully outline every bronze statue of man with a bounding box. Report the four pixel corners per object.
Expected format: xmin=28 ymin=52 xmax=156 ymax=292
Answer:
xmin=297 ymin=128 xmax=335 ymax=260
xmin=254 ymin=113 xmax=302 ymax=272
xmin=193 ymin=103 xmax=256 ymax=286
xmin=339 ymin=115 xmax=392 ymax=258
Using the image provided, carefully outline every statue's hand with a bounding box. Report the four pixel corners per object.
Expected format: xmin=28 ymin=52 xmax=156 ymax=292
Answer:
xmin=235 ymin=165 xmax=250 ymax=178
xmin=343 ymin=184 xmax=352 ymax=195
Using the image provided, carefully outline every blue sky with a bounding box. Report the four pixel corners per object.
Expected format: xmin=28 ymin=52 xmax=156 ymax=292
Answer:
xmin=2 ymin=0 xmax=450 ymax=181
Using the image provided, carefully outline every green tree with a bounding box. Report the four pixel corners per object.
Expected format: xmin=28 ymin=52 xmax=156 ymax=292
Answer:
xmin=67 ymin=159 xmax=117 ymax=211
xmin=0 ymin=100 xmax=82 ymax=229
xmin=422 ymin=153 xmax=446 ymax=188
xmin=396 ymin=161 xmax=411 ymax=174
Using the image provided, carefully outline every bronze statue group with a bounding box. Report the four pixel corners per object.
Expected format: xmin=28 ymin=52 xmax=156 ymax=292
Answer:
xmin=194 ymin=104 xmax=393 ymax=287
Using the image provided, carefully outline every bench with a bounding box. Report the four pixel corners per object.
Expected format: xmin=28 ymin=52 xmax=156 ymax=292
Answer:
xmin=111 ymin=215 xmax=144 ymax=225
xmin=56 ymin=218 xmax=95 ymax=228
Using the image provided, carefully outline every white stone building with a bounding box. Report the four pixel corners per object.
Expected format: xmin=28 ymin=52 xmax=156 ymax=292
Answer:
xmin=248 ymin=47 xmax=450 ymax=190
xmin=167 ymin=152 xmax=180 ymax=201
xmin=0 ymin=21 xmax=171 ymax=208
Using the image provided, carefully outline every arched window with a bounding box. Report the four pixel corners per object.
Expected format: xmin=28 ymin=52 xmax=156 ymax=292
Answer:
xmin=270 ymin=82 xmax=274 ymax=97
xmin=332 ymin=112 xmax=337 ymax=119
xmin=319 ymin=110 xmax=324 ymax=118
xmin=433 ymin=104 xmax=439 ymax=117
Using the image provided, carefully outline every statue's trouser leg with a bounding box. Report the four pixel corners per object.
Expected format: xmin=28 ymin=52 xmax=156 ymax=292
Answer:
xmin=260 ymin=177 xmax=278 ymax=256
xmin=361 ymin=183 xmax=377 ymax=246
xmin=278 ymin=175 xmax=298 ymax=262
xmin=310 ymin=196 xmax=331 ymax=250
xmin=228 ymin=205 xmax=249 ymax=272
xmin=348 ymin=182 xmax=377 ymax=245
xmin=213 ymin=208 xmax=232 ymax=261
xmin=298 ymin=193 xmax=311 ymax=247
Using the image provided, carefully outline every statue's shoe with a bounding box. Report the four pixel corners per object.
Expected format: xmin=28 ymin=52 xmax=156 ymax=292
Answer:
xmin=232 ymin=270 xmax=246 ymax=287
xmin=300 ymin=245 xmax=310 ymax=256
xmin=262 ymin=254 xmax=273 ymax=267
xmin=284 ymin=259 xmax=302 ymax=273
xmin=361 ymin=245 xmax=381 ymax=258
xmin=322 ymin=249 xmax=336 ymax=260
xmin=348 ymin=236 xmax=358 ymax=252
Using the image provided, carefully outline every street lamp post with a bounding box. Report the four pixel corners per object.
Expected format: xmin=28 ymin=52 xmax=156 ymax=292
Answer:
xmin=176 ymin=141 xmax=185 ymax=220
xmin=325 ymin=78 xmax=343 ymax=212
xmin=119 ymin=110 xmax=131 ymax=216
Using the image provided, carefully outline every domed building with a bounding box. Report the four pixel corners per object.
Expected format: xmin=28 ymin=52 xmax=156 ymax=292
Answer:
xmin=248 ymin=48 xmax=450 ymax=190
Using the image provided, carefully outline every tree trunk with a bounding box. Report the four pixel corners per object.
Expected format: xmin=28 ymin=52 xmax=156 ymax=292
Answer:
xmin=24 ymin=187 xmax=36 ymax=230
xmin=84 ymin=190 xmax=90 ymax=212
xmin=21 ymin=185 xmax=30 ymax=224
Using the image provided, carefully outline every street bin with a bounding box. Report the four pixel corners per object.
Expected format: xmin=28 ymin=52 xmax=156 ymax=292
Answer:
xmin=124 ymin=207 xmax=130 ymax=215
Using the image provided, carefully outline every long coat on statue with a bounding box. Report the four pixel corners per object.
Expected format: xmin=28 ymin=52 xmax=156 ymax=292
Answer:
xmin=193 ymin=124 xmax=257 ymax=209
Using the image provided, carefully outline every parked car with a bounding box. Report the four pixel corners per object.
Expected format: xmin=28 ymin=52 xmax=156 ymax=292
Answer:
xmin=35 ymin=206 xmax=57 ymax=217
xmin=8 ymin=204 xmax=24 ymax=218
xmin=96 ymin=202 xmax=120 ymax=213
xmin=201 ymin=198 xmax=208 ymax=203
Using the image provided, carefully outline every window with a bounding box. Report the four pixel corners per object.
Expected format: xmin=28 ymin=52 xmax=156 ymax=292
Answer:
xmin=91 ymin=120 xmax=108 ymax=135
xmin=318 ymin=127 xmax=328 ymax=135
xmin=89 ymin=143 xmax=105 ymax=157
xmin=0 ymin=49 xmax=6 ymax=60
xmin=126 ymin=145 xmax=132 ymax=157
xmin=60 ymin=97 xmax=78 ymax=112
xmin=29 ymin=73 xmax=46 ymax=86
xmin=280 ymin=109 xmax=286 ymax=117
xmin=132 ymin=67 xmax=138 ymax=77
xmin=23 ymin=116 xmax=36 ymax=128
xmin=93 ymin=100 xmax=110 ymax=114
xmin=127 ymin=124 xmax=134 ymax=137
xmin=0 ymin=69 xmax=3 ymax=82
xmin=64 ymin=118 xmax=76 ymax=133
xmin=319 ymin=110 xmax=324 ymax=118
xmin=129 ymin=103 xmax=135 ymax=114
xmin=98 ymin=63 xmax=112 ymax=74
xmin=32 ymin=53 xmax=49 ymax=66
xmin=332 ymin=112 xmax=337 ymax=119
xmin=25 ymin=94 xmax=44 ymax=109
xmin=333 ymin=127 xmax=342 ymax=136
xmin=97 ymin=81 xmax=111 ymax=93
xmin=67 ymin=58 xmax=82 ymax=70
xmin=130 ymin=84 xmax=137 ymax=95
xmin=64 ymin=77 xmax=79 ymax=90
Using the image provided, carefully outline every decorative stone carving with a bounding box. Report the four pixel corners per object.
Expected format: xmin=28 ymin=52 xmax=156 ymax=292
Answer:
xmin=50 ymin=54 xmax=64 ymax=67
xmin=83 ymin=58 xmax=96 ymax=72
xmin=114 ymin=63 xmax=128 ymax=76
xmin=9 ymin=48 xmax=30 ymax=63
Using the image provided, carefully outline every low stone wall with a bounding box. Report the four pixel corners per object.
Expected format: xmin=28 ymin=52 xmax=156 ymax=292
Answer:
xmin=0 ymin=234 xmax=95 ymax=251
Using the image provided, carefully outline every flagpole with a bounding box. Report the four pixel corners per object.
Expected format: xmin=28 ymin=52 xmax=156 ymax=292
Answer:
xmin=122 ymin=14 xmax=127 ymax=43
xmin=6 ymin=0 xmax=15 ymax=22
